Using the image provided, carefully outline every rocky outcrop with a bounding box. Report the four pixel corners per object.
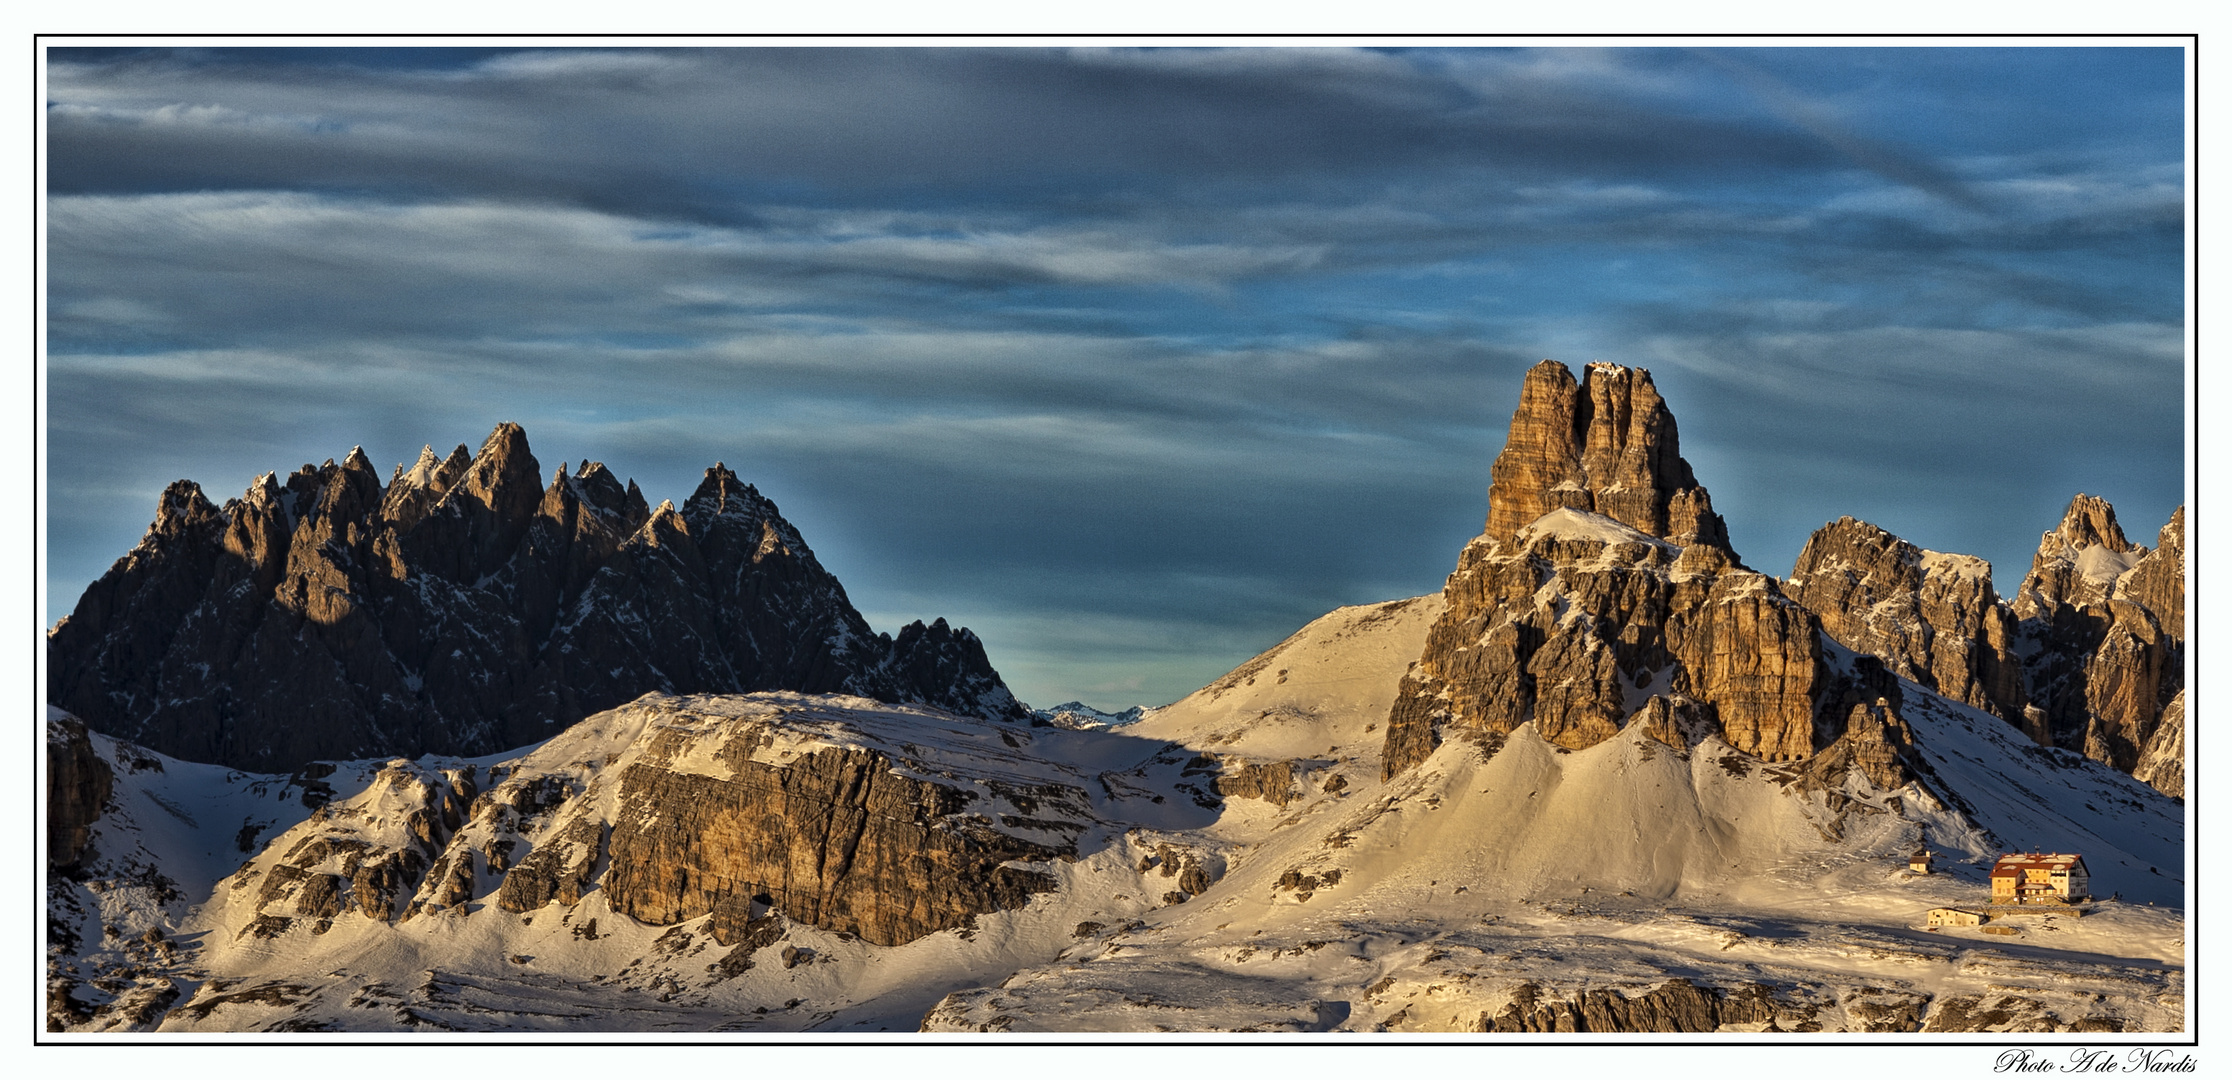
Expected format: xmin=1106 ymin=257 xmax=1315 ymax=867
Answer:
xmin=212 ymin=694 xmax=1087 ymax=951
xmin=2011 ymin=497 xmax=2184 ymax=772
xmin=1477 ymin=979 xmax=1798 ymax=1033
xmin=1481 ymin=361 xmax=1733 ymax=554
xmin=47 ymin=715 xmax=113 ymax=872
xmin=1784 ymin=517 xmax=2026 ymax=724
xmin=1781 ymin=499 xmax=2184 ymax=789
xmin=1799 ymin=696 xmax=1921 ymax=795
xmin=2132 ymin=689 xmax=2184 ymax=800
xmin=1383 ymin=362 xmax=1894 ymax=779
xmin=1922 ymin=993 xmax=2131 ymax=1034
xmin=594 ymin=741 xmax=1068 ymax=947
xmin=1208 ymin=758 xmax=1302 ymax=808
xmin=47 ymin=424 xmax=1030 ymax=770
xmin=238 ymin=759 xmax=477 ymax=935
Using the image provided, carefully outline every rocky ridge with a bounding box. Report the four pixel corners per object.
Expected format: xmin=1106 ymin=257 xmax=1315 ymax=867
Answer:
xmin=2011 ymin=499 xmax=2185 ymax=777
xmin=46 ymin=424 xmax=1028 ymax=770
xmin=1384 ymin=359 xmax=2183 ymax=799
xmin=1784 ymin=498 xmax=2183 ymax=791
xmin=1784 ymin=517 xmax=2026 ymax=727
xmin=226 ymin=694 xmax=1104 ymax=952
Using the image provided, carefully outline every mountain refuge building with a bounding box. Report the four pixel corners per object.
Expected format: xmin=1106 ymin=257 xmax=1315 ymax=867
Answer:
xmin=1990 ymin=852 xmax=2090 ymax=904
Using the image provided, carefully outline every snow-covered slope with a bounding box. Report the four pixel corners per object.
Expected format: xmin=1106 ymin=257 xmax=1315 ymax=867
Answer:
xmin=1129 ymin=594 xmax=1443 ymax=773
xmin=1031 ymin=702 xmax=1148 ymax=729
xmin=919 ymin=595 xmax=2186 ymax=1034
xmin=47 ymin=589 xmax=2185 ymax=1034
xmin=925 ymin=688 xmax=2184 ymax=1033
xmin=48 ymin=695 xmax=1210 ymax=1033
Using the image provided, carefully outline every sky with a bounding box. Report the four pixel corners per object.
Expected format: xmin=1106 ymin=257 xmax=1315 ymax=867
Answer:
xmin=41 ymin=43 xmax=2189 ymax=712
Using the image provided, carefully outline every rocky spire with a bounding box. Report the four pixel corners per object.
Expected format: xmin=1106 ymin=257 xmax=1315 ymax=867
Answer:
xmin=1483 ymin=360 xmax=1734 ymax=557
xmin=1381 ymin=361 xmax=1892 ymax=781
xmin=455 ymin=423 xmax=545 ymax=529
xmin=380 ymin=443 xmax=472 ymax=532
xmin=2013 ymin=494 xmax=2140 ymax=620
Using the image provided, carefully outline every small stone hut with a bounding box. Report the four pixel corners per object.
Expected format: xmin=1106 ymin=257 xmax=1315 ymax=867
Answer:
xmin=1927 ymin=907 xmax=1985 ymax=927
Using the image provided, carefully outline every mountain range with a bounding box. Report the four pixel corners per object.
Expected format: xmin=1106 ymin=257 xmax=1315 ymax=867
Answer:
xmin=44 ymin=361 xmax=2185 ymax=1034
xmin=47 ymin=424 xmax=1027 ymax=771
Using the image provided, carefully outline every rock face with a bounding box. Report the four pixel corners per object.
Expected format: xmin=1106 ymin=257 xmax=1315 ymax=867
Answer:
xmin=1784 ymin=517 xmax=2027 ymax=725
xmin=2010 ymin=498 xmax=2184 ymax=772
xmin=237 ymin=759 xmax=477 ymax=937
xmin=2132 ymin=689 xmax=2185 ymax=800
xmin=47 ymin=424 xmax=1029 ymax=770
xmin=232 ymin=693 xmax=1086 ymax=949
xmin=1784 ymin=497 xmax=2183 ymax=784
xmin=1383 ymin=362 xmax=1909 ymax=781
xmin=46 ymin=715 xmax=113 ymax=872
xmin=1481 ymin=361 xmax=1733 ymax=554
xmin=1478 ymin=979 xmax=1795 ymax=1033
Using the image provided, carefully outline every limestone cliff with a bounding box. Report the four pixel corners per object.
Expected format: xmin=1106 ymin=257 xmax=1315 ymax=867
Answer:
xmin=226 ymin=693 xmax=1089 ymax=950
xmin=46 ymin=715 xmax=113 ymax=873
xmin=47 ymin=424 xmax=1030 ymax=770
xmin=1784 ymin=517 xmax=2027 ymax=726
xmin=1481 ymin=360 xmax=1733 ymax=554
xmin=2132 ymin=689 xmax=2185 ymax=801
xmin=1383 ymin=361 xmax=1909 ymax=782
xmin=2011 ymin=497 xmax=2184 ymax=773
xmin=1781 ymin=496 xmax=2183 ymax=787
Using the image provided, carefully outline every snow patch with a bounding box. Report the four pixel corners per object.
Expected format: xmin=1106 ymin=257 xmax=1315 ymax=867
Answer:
xmin=2073 ymin=544 xmax=2144 ymax=585
xmin=1518 ymin=507 xmax=1671 ymax=550
xmin=1919 ymin=549 xmax=1992 ymax=582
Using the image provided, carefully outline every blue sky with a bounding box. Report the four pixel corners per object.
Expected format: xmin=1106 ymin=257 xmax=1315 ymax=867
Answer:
xmin=42 ymin=44 xmax=2188 ymax=710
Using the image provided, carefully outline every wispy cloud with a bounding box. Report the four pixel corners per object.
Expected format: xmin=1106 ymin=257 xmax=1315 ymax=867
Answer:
xmin=43 ymin=45 xmax=2187 ymax=708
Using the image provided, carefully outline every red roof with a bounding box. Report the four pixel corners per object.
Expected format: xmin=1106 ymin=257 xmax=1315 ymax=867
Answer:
xmin=1991 ymin=853 xmax=2086 ymax=877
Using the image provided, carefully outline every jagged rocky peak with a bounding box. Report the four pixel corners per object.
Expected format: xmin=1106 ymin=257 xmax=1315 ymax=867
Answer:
xmin=1382 ymin=362 xmax=1910 ymax=783
xmin=1780 ymin=497 xmax=2184 ymax=788
xmin=556 ymin=459 xmax=645 ymax=524
xmin=2119 ymin=504 xmax=2185 ymax=643
xmin=47 ymin=423 xmax=1031 ymax=771
xmin=460 ymin=422 xmax=540 ymax=501
xmin=2007 ymin=494 xmax=2183 ymax=773
xmin=1483 ymin=359 xmax=1734 ymax=557
xmin=381 ymin=443 xmax=472 ymax=531
xmin=539 ymin=459 xmax=650 ymax=543
xmin=681 ymin=462 xmax=808 ymax=560
xmin=1784 ymin=516 xmax=2026 ymax=726
xmin=2014 ymin=493 xmax=2145 ymax=619
xmin=688 ymin=461 xmax=760 ymax=514
xmin=150 ymin=479 xmax=220 ymax=538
